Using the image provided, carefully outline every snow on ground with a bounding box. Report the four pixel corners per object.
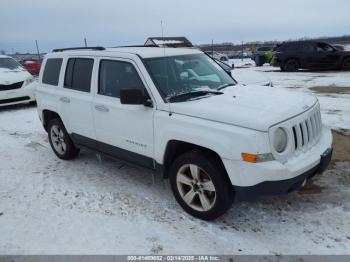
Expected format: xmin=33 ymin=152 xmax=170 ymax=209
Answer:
xmin=0 ymin=64 xmax=350 ymax=255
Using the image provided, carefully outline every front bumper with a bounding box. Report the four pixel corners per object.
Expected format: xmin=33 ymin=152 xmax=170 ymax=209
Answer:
xmin=0 ymin=81 xmax=37 ymax=106
xmin=222 ymin=127 xmax=332 ymax=197
xmin=234 ymin=147 xmax=333 ymax=200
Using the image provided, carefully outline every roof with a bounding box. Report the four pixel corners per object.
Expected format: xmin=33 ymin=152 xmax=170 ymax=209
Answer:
xmin=282 ymin=40 xmax=329 ymax=45
xmin=46 ymin=47 xmax=202 ymax=59
xmin=145 ymin=37 xmax=193 ymax=47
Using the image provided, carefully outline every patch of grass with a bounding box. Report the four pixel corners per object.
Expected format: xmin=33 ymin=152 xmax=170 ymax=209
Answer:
xmin=310 ymin=86 xmax=350 ymax=94
xmin=332 ymin=130 xmax=350 ymax=162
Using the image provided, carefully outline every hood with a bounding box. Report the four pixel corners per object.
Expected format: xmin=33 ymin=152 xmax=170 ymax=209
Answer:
xmin=170 ymin=85 xmax=317 ymax=131
xmin=0 ymin=67 xmax=31 ymax=85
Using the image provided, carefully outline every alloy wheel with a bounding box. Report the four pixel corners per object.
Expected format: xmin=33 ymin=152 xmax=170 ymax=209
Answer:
xmin=50 ymin=125 xmax=67 ymax=155
xmin=176 ymin=164 xmax=216 ymax=212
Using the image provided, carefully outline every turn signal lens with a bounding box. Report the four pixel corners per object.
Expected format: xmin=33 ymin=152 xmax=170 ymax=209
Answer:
xmin=241 ymin=153 xmax=274 ymax=163
xmin=241 ymin=153 xmax=257 ymax=163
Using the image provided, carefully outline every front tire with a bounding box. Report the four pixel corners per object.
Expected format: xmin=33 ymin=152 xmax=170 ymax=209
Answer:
xmin=169 ymin=151 xmax=234 ymax=220
xmin=48 ymin=119 xmax=79 ymax=160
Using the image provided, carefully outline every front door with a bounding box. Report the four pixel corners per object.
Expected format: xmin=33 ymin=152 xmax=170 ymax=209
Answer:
xmin=92 ymin=58 xmax=155 ymax=168
xmin=314 ymin=43 xmax=341 ymax=69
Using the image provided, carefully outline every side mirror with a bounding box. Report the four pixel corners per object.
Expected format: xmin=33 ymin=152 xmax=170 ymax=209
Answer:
xmin=120 ymin=88 xmax=153 ymax=107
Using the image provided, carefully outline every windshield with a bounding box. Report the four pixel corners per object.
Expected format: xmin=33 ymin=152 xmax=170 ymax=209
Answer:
xmin=0 ymin=58 xmax=23 ymax=70
xmin=145 ymin=54 xmax=236 ymax=100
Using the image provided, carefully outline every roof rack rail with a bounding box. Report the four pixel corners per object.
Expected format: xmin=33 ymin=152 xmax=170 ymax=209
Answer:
xmin=52 ymin=46 xmax=105 ymax=52
xmin=114 ymin=45 xmax=157 ymax=48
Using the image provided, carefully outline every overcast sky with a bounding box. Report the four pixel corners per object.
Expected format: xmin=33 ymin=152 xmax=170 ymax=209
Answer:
xmin=1 ymin=0 xmax=349 ymax=53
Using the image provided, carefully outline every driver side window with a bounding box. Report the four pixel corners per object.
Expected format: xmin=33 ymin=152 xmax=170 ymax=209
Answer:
xmin=98 ymin=60 xmax=144 ymax=98
xmin=316 ymin=43 xmax=334 ymax=52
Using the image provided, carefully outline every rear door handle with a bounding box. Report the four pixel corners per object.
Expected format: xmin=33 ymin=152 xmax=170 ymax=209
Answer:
xmin=60 ymin=97 xmax=70 ymax=103
xmin=94 ymin=105 xmax=109 ymax=112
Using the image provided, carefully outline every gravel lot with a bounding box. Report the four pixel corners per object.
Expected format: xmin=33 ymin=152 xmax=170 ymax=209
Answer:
xmin=0 ymin=64 xmax=349 ymax=254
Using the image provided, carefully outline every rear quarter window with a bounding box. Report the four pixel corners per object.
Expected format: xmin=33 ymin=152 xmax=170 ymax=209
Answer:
xmin=42 ymin=58 xmax=63 ymax=86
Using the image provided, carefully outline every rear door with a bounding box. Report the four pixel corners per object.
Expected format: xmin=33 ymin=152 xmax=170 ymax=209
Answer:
xmin=298 ymin=42 xmax=318 ymax=68
xmin=60 ymin=57 xmax=96 ymax=144
xmin=92 ymin=57 xmax=155 ymax=168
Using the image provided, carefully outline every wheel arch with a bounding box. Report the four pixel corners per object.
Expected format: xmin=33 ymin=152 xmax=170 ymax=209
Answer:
xmin=342 ymin=55 xmax=350 ymax=63
xmin=283 ymin=57 xmax=301 ymax=66
xmin=162 ymin=140 xmax=230 ymax=183
xmin=42 ymin=110 xmax=63 ymax=132
xmin=341 ymin=56 xmax=350 ymax=70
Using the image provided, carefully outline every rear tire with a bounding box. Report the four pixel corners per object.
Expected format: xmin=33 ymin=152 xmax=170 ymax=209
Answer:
xmin=169 ymin=151 xmax=234 ymax=220
xmin=283 ymin=59 xmax=299 ymax=72
xmin=342 ymin=58 xmax=350 ymax=71
xmin=48 ymin=119 xmax=79 ymax=160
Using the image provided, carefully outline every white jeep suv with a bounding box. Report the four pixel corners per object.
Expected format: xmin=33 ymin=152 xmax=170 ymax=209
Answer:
xmin=36 ymin=46 xmax=333 ymax=220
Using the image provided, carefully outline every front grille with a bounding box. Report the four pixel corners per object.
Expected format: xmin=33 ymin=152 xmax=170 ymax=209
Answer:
xmin=0 ymin=96 xmax=30 ymax=104
xmin=0 ymin=81 xmax=23 ymax=91
xmin=291 ymin=105 xmax=322 ymax=151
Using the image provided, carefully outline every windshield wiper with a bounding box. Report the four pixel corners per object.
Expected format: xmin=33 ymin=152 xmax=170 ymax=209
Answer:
xmin=167 ymin=90 xmax=223 ymax=102
xmin=217 ymin=84 xmax=235 ymax=90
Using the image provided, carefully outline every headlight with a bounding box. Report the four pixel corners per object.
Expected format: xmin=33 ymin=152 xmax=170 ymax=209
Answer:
xmin=273 ymin=127 xmax=288 ymax=153
xmin=23 ymin=76 xmax=35 ymax=87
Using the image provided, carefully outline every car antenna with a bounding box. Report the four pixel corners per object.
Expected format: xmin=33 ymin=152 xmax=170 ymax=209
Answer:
xmin=161 ymin=20 xmax=165 ymax=56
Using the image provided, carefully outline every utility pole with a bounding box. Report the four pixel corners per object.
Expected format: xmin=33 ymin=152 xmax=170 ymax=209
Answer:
xmin=84 ymin=38 xmax=87 ymax=47
xmin=161 ymin=21 xmax=164 ymax=41
xmin=211 ymin=39 xmax=214 ymax=54
xmin=241 ymin=40 xmax=244 ymax=61
xmin=35 ymin=40 xmax=40 ymax=61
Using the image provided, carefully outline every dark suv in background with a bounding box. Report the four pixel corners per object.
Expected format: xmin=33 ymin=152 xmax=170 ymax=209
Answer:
xmin=271 ymin=41 xmax=350 ymax=72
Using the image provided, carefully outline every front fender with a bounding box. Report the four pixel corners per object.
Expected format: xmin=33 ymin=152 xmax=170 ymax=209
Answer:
xmin=154 ymin=110 xmax=270 ymax=164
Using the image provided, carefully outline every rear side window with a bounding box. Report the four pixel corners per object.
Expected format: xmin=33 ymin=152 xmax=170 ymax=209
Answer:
xmin=300 ymin=43 xmax=315 ymax=52
xmin=98 ymin=60 xmax=144 ymax=98
xmin=284 ymin=43 xmax=299 ymax=51
xmin=42 ymin=58 xmax=62 ymax=86
xmin=64 ymin=58 xmax=94 ymax=92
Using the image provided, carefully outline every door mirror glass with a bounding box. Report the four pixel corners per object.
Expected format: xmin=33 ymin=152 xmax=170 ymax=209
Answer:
xmin=120 ymin=88 xmax=144 ymax=105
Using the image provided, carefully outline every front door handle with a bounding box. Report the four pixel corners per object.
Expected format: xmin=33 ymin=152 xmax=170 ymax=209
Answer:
xmin=94 ymin=105 xmax=109 ymax=112
xmin=59 ymin=97 xmax=70 ymax=103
